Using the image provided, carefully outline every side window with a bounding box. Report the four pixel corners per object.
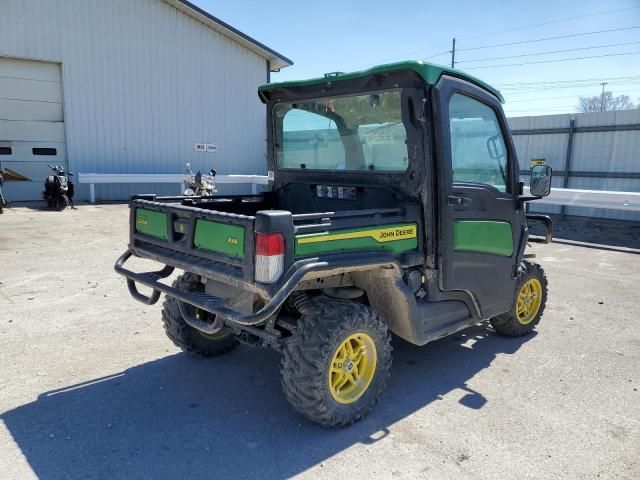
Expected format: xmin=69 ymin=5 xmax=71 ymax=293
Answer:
xmin=448 ymin=93 xmax=508 ymax=192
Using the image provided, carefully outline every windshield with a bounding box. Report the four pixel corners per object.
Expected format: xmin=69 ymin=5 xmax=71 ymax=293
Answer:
xmin=274 ymin=90 xmax=409 ymax=172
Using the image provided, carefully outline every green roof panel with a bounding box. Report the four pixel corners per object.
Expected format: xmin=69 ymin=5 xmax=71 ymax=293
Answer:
xmin=259 ymin=60 xmax=504 ymax=103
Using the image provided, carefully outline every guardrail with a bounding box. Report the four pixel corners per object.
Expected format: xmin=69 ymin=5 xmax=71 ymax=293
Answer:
xmin=78 ymin=173 xmax=640 ymax=211
xmin=78 ymin=173 xmax=269 ymax=203
xmin=525 ymin=187 xmax=640 ymax=212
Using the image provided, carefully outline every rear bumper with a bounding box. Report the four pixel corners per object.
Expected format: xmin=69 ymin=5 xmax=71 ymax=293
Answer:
xmin=115 ymin=248 xmax=402 ymax=327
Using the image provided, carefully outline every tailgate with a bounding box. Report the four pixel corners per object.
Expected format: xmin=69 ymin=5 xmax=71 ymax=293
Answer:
xmin=129 ymin=197 xmax=256 ymax=286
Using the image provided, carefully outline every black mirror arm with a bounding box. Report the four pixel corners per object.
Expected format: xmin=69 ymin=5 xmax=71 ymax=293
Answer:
xmin=518 ymin=194 xmax=543 ymax=202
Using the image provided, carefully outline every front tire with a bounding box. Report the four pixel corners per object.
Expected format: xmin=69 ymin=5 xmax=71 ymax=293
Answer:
xmin=56 ymin=194 xmax=70 ymax=211
xmin=280 ymin=298 xmax=392 ymax=428
xmin=161 ymin=273 xmax=238 ymax=357
xmin=490 ymin=261 xmax=548 ymax=337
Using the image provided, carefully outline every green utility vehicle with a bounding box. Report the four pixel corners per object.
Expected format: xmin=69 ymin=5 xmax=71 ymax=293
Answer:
xmin=115 ymin=61 xmax=553 ymax=427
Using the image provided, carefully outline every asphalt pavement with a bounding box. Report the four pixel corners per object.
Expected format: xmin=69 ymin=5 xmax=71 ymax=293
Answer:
xmin=0 ymin=204 xmax=638 ymax=479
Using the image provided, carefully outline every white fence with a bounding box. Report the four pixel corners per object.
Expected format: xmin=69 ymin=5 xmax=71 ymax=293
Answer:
xmin=78 ymin=173 xmax=269 ymax=203
xmin=78 ymin=173 xmax=640 ymax=212
xmin=508 ymin=109 xmax=640 ymax=220
xmin=526 ymin=187 xmax=640 ymax=212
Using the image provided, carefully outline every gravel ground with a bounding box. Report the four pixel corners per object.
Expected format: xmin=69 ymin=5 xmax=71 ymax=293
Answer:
xmin=0 ymin=204 xmax=638 ymax=480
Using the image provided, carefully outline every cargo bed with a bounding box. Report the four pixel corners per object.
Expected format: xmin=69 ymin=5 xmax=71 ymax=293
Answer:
xmin=125 ymin=193 xmax=423 ymax=296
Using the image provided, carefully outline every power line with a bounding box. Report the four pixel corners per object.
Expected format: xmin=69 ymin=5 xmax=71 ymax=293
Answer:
xmin=502 ymin=83 xmax=640 ymax=95
xmin=357 ymin=8 xmax=640 ymax=69
xmin=501 ymin=81 xmax=640 ymax=92
xmin=457 ymin=5 xmax=640 ymax=41
xmin=456 ymin=26 xmax=640 ymax=52
xmin=463 ymin=51 xmax=640 ymax=70
xmin=506 ymin=106 xmax=579 ymax=113
xmin=457 ymin=41 xmax=640 ymax=64
xmin=423 ymin=50 xmax=451 ymax=60
xmin=499 ymin=79 xmax=640 ymax=89
xmin=494 ymin=75 xmax=640 ymax=87
xmin=360 ymin=9 xmax=640 ymax=71
xmin=503 ymin=84 xmax=640 ymax=95
xmin=509 ymin=105 xmax=581 ymax=109
xmin=353 ymin=41 xmax=452 ymax=70
xmin=501 ymin=84 xmax=640 ymax=93
xmin=505 ymin=89 xmax=640 ymax=103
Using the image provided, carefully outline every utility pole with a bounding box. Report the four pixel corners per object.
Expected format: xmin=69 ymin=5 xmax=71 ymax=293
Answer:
xmin=600 ymin=82 xmax=607 ymax=112
xmin=451 ymin=38 xmax=456 ymax=68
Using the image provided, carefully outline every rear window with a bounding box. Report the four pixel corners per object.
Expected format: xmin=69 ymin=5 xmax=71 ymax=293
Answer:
xmin=274 ymin=90 xmax=409 ymax=172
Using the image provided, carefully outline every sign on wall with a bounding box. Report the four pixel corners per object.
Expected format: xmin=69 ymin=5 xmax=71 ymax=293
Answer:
xmin=194 ymin=143 xmax=218 ymax=153
xmin=530 ymin=158 xmax=546 ymax=167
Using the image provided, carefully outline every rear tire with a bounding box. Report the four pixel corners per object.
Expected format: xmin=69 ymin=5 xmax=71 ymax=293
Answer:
xmin=280 ymin=298 xmax=392 ymax=428
xmin=161 ymin=273 xmax=238 ymax=357
xmin=56 ymin=194 xmax=70 ymax=211
xmin=490 ymin=261 xmax=548 ymax=337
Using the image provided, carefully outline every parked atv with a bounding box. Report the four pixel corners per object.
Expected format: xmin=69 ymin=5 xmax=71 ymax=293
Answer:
xmin=116 ymin=61 xmax=553 ymax=427
xmin=183 ymin=162 xmax=217 ymax=197
xmin=43 ymin=164 xmax=74 ymax=210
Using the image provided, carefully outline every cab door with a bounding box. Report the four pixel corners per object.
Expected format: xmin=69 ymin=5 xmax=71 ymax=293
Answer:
xmin=433 ymin=76 xmax=523 ymax=318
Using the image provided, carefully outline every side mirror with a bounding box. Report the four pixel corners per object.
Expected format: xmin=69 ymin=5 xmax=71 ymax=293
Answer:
xmin=530 ymin=164 xmax=552 ymax=197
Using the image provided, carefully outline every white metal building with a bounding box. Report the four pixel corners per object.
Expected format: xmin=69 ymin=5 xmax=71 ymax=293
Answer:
xmin=0 ymin=0 xmax=291 ymax=201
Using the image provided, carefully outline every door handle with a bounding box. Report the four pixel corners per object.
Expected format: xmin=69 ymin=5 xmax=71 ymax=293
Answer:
xmin=448 ymin=195 xmax=472 ymax=206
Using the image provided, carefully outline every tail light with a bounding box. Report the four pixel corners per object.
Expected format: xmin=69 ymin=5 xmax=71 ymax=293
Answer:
xmin=255 ymin=232 xmax=285 ymax=283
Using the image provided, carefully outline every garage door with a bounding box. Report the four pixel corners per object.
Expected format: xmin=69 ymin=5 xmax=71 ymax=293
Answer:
xmin=0 ymin=57 xmax=67 ymax=202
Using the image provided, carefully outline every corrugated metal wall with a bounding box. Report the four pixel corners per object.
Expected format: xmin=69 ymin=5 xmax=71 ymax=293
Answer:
xmin=508 ymin=110 xmax=640 ymax=221
xmin=0 ymin=0 xmax=268 ymax=200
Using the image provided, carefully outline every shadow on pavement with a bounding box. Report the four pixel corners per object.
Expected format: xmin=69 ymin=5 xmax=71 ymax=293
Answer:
xmin=2 ymin=324 xmax=534 ymax=479
xmin=0 ymin=201 xmax=72 ymax=212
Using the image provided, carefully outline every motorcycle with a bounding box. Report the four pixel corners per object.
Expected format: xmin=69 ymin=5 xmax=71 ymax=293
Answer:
xmin=183 ymin=162 xmax=216 ymax=197
xmin=43 ymin=164 xmax=75 ymax=210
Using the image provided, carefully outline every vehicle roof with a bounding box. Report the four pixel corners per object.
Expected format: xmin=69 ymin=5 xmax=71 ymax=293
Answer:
xmin=258 ymin=60 xmax=504 ymax=103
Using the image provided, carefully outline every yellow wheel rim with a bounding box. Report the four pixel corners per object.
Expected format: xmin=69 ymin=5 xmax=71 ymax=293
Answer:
xmin=198 ymin=330 xmax=228 ymax=340
xmin=516 ymin=278 xmax=542 ymax=325
xmin=328 ymin=332 xmax=377 ymax=405
xmin=194 ymin=308 xmax=228 ymax=339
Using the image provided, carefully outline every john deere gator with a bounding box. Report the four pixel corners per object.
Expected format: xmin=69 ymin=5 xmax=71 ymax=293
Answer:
xmin=115 ymin=61 xmax=553 ymax=427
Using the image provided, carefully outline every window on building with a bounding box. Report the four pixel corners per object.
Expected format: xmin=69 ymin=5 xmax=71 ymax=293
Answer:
xmin=32 ymin=148 xmax=57 ymax=156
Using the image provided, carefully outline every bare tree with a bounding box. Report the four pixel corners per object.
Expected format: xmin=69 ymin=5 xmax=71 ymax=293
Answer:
xmin=577 ymin=92 xmax=635 ymax=113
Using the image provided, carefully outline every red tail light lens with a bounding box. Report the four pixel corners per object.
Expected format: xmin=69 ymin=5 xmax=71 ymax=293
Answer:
xmin=255 ymin=232 xmax=285 ymax=283
xmin=255 ymin=232 xmax=285 ymax=256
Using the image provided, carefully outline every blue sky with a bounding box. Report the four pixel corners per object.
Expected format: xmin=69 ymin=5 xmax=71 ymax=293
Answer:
xmin=193 ymin=0 xmax=640 ymax=116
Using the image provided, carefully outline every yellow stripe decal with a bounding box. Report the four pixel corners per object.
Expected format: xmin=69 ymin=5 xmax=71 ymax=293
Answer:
xmin=297 ymin=224 xmax=417 ymax=245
